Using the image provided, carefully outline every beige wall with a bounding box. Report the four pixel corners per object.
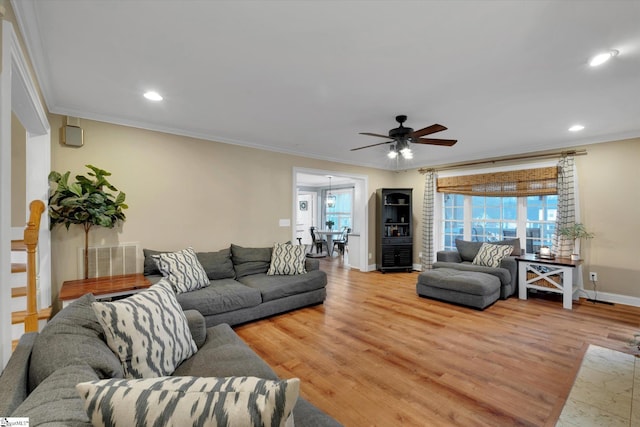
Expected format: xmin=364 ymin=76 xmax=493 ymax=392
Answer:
xmin=49 ymin=114 xmax=640 ymax=302
xmin=11 ymin=112 xmax=26 ymax=226
xmin=48 ymin=114 xmax=393 ymax=303
xmin=574 ymin=137 xmax=640 ymax=296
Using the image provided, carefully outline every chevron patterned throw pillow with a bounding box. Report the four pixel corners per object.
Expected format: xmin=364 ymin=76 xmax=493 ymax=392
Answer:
xmin=472 ymin=243 xmax=514 ymax=268
xmin=267 ymin=243 xmax=307 ymax=275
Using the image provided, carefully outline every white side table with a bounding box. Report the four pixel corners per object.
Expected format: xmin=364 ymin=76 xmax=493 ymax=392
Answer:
xmin=517 ymin=255 xmax=582 ymax=309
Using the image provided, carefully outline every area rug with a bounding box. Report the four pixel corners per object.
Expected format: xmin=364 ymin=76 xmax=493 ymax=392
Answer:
xmin=556 ymin=345 xmax=639 ymax=426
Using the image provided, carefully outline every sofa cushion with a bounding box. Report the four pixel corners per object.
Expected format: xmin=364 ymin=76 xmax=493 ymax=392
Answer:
xmin=153 ymin=247 xmax=210 ymax=293
xmin=28 ymin=293 xmax=124 ymax=392
xmin=455 ymin=239 xmax=484 ymax=262
xmin=92 ymin=280 xmax=197 ymax=378
xmin=433 ymin=261 xmax=512 ymax=286
xmin=456 ymin=238 xmax=521 ymax=261
xmin=184 ymin=309 xmax=208 ymax=349
xmin=231 ymin=244 xmax=273 ymax=278
xmin=173 ymin=323 xmax=280 ymax=379
xmin=267 ymin=243 xmax=307 ymax=276
xmin=238 ymin=270 xmax=327 ymax=303
xmin=473 ymin=243 xmax=514 ymax=268
xmin=176 ymin=279 xmax=262 ymax=316
xmin=76 ymin=376 xmax=299 ymax=427
xmin=197 ymin=247 xmax=236 ymax=280
xmin=142 ymin=248 xmax=168 ymax=276
xmin=500 ymin=238 xmax=521 ymax=255
xmin=13 ymin=362 xmax=97 ymax=425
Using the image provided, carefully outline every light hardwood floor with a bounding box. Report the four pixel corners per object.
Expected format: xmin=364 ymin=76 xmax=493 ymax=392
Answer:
xmin=235 ymin=258 xmax=640 ymax=426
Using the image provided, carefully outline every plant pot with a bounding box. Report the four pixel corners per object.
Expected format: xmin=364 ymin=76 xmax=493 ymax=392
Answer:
xmin=570 ymin=253 xmax=580 ymax=261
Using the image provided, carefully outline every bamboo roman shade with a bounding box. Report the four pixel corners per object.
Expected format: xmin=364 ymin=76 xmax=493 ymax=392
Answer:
xmin=436 ymin=166 xmax=558 ymax=197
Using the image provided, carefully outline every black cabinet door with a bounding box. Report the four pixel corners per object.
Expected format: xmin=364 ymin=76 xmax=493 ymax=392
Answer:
xmin=381 ymin=245 xmax=412 ymax=270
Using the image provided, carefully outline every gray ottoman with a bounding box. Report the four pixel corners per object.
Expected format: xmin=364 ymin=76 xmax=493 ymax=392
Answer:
xmin=416 ymin=267 xmax=501 ymax=310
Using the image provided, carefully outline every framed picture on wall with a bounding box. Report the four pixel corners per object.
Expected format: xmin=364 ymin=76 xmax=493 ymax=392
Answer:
xmin=299 ymin=201 xmax=308 ymax=211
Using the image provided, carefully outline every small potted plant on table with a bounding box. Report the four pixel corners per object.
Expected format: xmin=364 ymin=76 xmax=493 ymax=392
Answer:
xmin=325 ymin=220 xmax=334 ymax=230
xmin=557 ymin=223 xmax=594 ymax=261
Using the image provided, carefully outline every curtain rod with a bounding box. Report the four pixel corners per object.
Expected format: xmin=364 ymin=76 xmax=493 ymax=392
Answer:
xmin=418 ymin=149 xmax=588 ymax=173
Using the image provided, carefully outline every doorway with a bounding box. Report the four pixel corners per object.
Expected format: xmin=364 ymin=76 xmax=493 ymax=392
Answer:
xmin=296 ymin=191 xmax=316 ymax=245
xmin=293 ymin=168 xmax=368 ymax=271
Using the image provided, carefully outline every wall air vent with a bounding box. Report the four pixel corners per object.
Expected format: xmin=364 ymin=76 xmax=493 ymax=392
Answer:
xmin=77 ymin=243 xmax=139 ymax=278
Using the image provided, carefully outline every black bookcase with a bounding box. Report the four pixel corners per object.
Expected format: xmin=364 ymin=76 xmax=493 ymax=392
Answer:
xmin=376 ymin=188 xmax=413 ymax=272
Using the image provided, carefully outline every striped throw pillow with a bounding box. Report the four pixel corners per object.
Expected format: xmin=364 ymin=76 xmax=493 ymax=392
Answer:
xmin=76 ymin=376 xmax=299 ymax=427
xmin=92 ymin=280 xmax=197 ymax=378
xmin=267 ymin=243 xmax=307 ymax=275
xmin=472 ymin=243 xmax=514 ymax=268
xmin=153 ymin=247 xmax=209 ymax=293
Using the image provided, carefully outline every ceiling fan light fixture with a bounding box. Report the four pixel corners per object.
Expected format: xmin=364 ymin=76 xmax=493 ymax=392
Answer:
xmin=400 ymin=147 xmax=413 ymax=159
xmin=589 ymin=49 xmax=619 ymax=67
xmin=388 ymin=145 xmax=398 ymax=159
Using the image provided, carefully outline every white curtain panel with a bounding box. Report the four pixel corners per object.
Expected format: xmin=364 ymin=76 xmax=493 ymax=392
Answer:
xmin=552 ymin=154 xmax=576 ymax=257
xmin=421 ymin=170 xmax=436 ymax=270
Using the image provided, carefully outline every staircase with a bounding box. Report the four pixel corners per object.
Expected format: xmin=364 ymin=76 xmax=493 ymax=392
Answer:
xmin=10 ymin=200 xmax=51 ymax=349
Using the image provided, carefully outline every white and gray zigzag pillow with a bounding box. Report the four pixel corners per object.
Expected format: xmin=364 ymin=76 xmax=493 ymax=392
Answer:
xmin=92 ymin=279 xmax=197 ymax=378
xmin=267 ymin=243 xmax=307 ymax=276
xmin=472 ymin=243 xmax=514 ymax=268
xmin=153 ymin=247 xmax=210 ymax=293
xmin=76 ymin=375 xmax=300 ymax=427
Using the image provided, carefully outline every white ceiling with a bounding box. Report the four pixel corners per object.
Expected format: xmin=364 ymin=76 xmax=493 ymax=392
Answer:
xmin=12 ymin=0 xmax=640 ymax=171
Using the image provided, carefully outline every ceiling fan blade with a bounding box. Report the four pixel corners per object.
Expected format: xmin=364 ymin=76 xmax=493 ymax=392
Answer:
xmin=350 ymin=140 xmax=394 ymax=151
xmin=412 ymin=124 xmax=447 ymax=138
xmin=359 ymin=132 xmax=393 ymax=139
xmin=413 ymin=137 xmax=457 ymax=147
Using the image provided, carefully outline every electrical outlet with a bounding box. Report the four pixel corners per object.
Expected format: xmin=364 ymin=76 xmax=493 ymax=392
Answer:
xmin=589 ymin=272 xmax=598 ymax=282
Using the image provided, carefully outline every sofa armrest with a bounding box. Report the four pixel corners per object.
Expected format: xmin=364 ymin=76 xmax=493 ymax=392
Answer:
xmin=305 ymin=258 xmax=320 ymax=272
xmin=0 ymin=332 xmax=38 ymax=415
xmin=499 ymin=256 xmax=518 ymax=287
xmin=436 ymin=250 xmax=462 ymax=263
xmin=184 ymin=309 xmax=207 ymax=349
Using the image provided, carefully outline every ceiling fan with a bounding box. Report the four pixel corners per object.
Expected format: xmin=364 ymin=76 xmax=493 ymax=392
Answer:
xmin=352 ymin=115 xmax=457 ymax=159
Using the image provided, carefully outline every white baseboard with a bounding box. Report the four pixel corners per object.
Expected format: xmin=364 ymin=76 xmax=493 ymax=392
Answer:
xmin=580 ymin=289 xmax=640 ymax=308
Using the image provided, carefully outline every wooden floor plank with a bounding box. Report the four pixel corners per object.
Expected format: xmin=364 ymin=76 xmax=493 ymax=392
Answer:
xmin=235 ymin=259 xmax=640 ymax=426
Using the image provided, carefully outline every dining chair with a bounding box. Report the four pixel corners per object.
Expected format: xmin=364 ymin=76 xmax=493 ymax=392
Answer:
xmin=333 ymin=227 xmax=351 ymax=255
xmin=309 ymin=227 xmax=328 ymax=254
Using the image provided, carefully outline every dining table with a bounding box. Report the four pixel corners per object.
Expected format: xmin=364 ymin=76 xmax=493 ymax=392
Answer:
xmin=314 ymin=229 xmax=344 ymax=256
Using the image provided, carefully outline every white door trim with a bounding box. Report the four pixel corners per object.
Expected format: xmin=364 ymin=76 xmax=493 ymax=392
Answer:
xmin=1 ymin=21 xmax=51 ymax=369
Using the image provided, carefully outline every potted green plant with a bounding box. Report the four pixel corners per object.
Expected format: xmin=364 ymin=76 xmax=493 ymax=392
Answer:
xmin=557 ymin=223 xmax=594 ymax=261
xmin=325 ymin=220 xmax=335 ymax=230
xmin=48 ymin=165 xmax=128 ymax=279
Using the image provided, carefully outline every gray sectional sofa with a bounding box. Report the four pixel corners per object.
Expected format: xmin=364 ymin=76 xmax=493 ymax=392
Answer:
xmin=0 ymin=293 xmax=341 ymax=426
xmin=143 ymin=244 xmax=328 ymax=327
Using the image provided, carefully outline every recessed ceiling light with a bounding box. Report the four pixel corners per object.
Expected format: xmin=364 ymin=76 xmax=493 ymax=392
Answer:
xmin=143 ymin=91 xmax=163 ymax=101
xmin=589 ymin=49 xmax=619 ymax=67
xmin=568 ymin=124 xmax=585 ymax=132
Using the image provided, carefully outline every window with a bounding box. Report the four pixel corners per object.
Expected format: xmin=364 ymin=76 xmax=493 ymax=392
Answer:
xmin=325 ymin=188 xmax=353 ymax=230
xmin=441 ymin=194 xmax=557 ymax=253
xmin=471 ymin=196 xmax=517 ymax=242
xmin=525 ymin=195 xmax=557 ymax=253
xmin=443 ymin=194 xmax=464 ymax=249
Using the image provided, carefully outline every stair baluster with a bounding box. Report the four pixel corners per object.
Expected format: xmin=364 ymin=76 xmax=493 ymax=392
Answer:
xmin=23 ymin=200 xmax=44 ymax=333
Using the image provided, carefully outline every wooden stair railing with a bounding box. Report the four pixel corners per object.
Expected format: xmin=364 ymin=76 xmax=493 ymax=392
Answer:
xmin=23 ymin=199 xmax=45 ymax=333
